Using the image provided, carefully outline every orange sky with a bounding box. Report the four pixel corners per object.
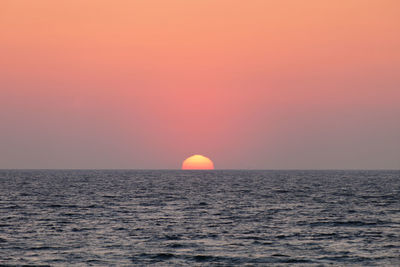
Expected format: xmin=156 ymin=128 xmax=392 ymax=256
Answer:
xmin=1 ymin=0 xmax=399 ymax=169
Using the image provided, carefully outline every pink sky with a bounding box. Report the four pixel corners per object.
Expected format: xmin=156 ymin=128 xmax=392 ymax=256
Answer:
xmin=1 ymin=0 xmax=399 ymax=169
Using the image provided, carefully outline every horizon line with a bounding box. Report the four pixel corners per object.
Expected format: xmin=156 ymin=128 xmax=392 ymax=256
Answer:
xmin=0 ymin=168 xmax=399 ymax=171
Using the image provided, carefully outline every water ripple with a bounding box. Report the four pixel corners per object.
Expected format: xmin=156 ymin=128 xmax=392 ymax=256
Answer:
xmin=0 ymin=170 xmax=399 ymax=266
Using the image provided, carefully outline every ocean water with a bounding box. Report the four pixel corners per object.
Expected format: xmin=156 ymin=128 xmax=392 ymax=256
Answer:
xmin=0 ymin=170 xmax=399 ymax=266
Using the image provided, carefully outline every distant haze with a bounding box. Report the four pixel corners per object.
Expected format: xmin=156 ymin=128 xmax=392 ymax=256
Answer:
xmin=1 ymin=1 xmax=399 ymax=169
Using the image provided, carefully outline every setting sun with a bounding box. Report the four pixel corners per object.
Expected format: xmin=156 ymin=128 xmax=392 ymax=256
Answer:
xmin=182 ymin=155 xmax=215 ymax=170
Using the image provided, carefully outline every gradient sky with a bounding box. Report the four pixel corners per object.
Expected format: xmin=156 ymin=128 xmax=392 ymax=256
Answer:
xmin=1 ymin=0 xmax=399 ymax=169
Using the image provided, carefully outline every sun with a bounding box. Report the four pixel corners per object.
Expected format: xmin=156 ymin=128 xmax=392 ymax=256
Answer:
xmin=182 ymin=155 xmax=215 ymax=170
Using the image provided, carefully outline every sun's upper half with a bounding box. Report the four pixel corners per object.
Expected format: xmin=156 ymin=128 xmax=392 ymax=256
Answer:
xmin=182 ymin=155 xmax=214 ymax=170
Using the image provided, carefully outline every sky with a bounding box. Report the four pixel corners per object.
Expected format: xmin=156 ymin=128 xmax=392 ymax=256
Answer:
xmin=0 ymin=0 xmax=399 ymax=169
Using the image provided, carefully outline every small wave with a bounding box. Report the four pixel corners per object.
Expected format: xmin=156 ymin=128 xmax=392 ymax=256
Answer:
xmin=333 ymin=220 xmax=386 ymax=227
xmin=191 ymin=254 xmax=243 ymax=263
xmin=273 ymin=189 xmax=290 ymax=194
xmin=71 ymin=227 xmax=90 ymax=232
xmin=271 ymin=253 xmax=290 ymax=257
xmin=86 ymin=204 xmax=103 ymax=208
xmin=163 ymin=234 xmax=182 ymax=240
xmin=0 ymin=265 xmax=51 ymax=267
xmin=30 ymin=246 xmax=53 ymax=250
xmin=310 ymin=220 xmax=387 ymax=227
xmin=193 ymin=255 xmax=214 ymax=262
xmin=59 ymin=212 xmax=78 ymax=217
xmin=281 ymin=258 xmax=311 ymax=263
xmin=136 ymin=252 xmax=176 ymax=261
xmin=166 ymin=243 xmax=185 ymax=248
xmin=102 ymin=195 xmax=118 ymax=199
xmin=275 ymin=233 xmax=301 ymax=239
xmin=318 ymin=255 xmax=372 ymax=263
xmin=112 ymin=227 xmax=127 ymax=231
xmin=253 ymin=241 xmax=274 ymax=245
xmin=2 ymin=205 xmax=22 ymax=210
xmin=47 ymin=204 xmax=63 ymax=208
xmin=240 ymin=236 xmax=266 ymax=240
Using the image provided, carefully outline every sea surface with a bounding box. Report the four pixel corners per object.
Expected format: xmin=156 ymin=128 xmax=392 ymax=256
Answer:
xmin=0 ymin=170 xmax=399 ymax=266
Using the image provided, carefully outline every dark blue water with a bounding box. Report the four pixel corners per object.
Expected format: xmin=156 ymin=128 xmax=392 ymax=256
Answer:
xmin=0 ymin=170 xmax=399 ymax=266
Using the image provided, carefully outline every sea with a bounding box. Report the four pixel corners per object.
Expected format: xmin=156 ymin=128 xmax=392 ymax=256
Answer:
xmin=0 ymin=170 xmax=399 ymax=266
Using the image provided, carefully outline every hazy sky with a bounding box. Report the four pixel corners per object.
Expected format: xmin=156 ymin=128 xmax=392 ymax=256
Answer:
xmin=1 ymin=0 xmax=399 ymax=169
